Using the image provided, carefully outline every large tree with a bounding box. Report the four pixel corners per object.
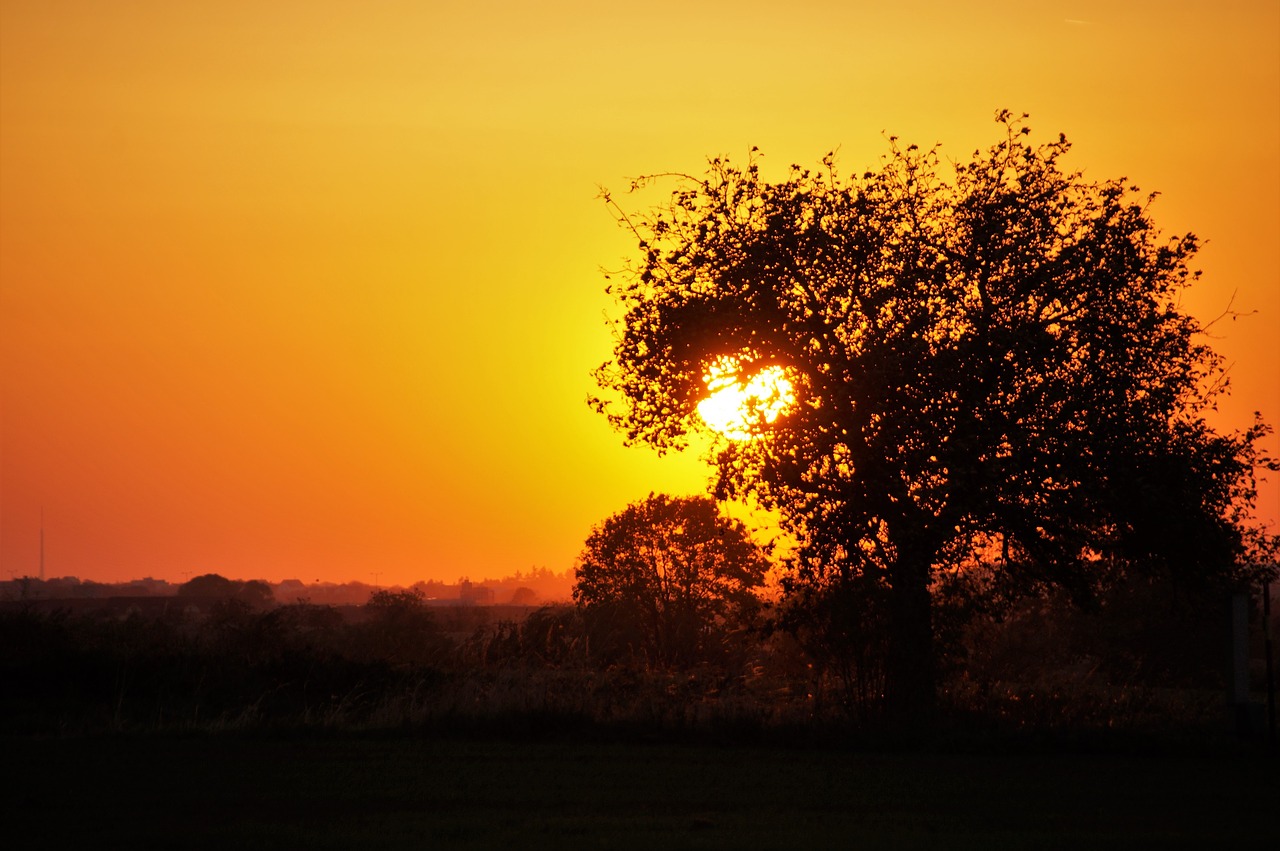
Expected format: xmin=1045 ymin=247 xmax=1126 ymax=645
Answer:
xmin=592 ymin=112 xmax=1275 ymax=725
xmin=573 ymin=493 xmax=770 ymax=668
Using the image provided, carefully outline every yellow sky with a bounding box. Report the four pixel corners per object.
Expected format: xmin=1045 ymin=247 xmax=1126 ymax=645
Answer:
xmin=2 ymin=0 xmax=1277 ymax=584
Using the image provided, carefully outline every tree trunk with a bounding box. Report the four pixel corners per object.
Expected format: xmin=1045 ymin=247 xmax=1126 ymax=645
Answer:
xmin=883 ymin=549 xmax=937 ymax=731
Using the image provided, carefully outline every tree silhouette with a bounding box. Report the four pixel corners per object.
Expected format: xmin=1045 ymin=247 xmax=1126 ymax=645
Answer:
xmin=178 ymin=573 xmax=238 ymax=598
xmin=238 ymin=580 xmax=274 ymax=609
xmin=573 ymin=493 xmax=770 ymax=668
xmin=350 ymin=588 xmax=451 ymax=666
xmin=592 ymin=111 xmax=1277 ymax=726
xmin=178 ymin=573 xmax=274 ymax=609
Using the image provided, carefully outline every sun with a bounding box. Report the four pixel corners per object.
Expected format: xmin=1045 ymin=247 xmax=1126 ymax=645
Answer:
xmin=696 ymin=356 xmax=796 ymax=440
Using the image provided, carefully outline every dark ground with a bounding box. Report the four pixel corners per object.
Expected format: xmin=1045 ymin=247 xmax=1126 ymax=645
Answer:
xmin=2 ymin=732 xmax=1274 ymax=849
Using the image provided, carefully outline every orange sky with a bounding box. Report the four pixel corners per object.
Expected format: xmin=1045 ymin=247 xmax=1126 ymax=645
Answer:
xmin=2 ymin=0 xmax=1277 ymax=585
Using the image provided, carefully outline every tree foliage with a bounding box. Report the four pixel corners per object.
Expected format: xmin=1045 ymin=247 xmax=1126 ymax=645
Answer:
xmin=178 ymin=573 xmax=274 ymax=608
xmin=356 ymin=588 xmax=450 ymax=666
xmin=573 ymin=493 xmax=770 ymax=668
xmin=592 ymin=111 xmax=1277 ymax=723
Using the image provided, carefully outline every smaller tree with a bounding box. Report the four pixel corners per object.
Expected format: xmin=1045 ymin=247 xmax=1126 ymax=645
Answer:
xmin=238 ymin=580 xmax=275 ymax=609
xmin=178 ymin=574 xmax=274 ymax=609
xmin=573 ymin=493 xmax=771 ymax=668
xmin=178 ymin=573 xmax=237 ymax=598
xmin=357 ymin=588 xmax=451 ymax=666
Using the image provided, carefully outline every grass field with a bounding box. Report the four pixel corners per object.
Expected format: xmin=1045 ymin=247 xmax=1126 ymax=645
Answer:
xmin=2 ymin=732 xmax=1274 ymax=849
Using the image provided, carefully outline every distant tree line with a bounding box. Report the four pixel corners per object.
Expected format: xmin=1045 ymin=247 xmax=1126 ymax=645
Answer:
xmin=0 ymin=568 xmax=575 ymax=608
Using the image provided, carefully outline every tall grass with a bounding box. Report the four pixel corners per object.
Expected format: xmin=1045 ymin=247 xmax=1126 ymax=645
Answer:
xmin=0 ymin=590 xmax=1252 ymax=743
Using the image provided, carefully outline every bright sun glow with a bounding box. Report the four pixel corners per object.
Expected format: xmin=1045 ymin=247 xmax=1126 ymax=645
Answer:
xmin=696 ymin=356 xmax=796 ymax=440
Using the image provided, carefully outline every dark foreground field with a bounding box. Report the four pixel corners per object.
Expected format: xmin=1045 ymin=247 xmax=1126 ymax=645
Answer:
xmin=2 ymin=733 xmax=1274 ymax=849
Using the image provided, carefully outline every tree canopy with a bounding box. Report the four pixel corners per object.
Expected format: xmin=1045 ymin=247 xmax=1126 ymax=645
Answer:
xmin=592 ymin=111 xmax=1276 ymax=724
xmin=178 ymin=573 xmax=274 ymax=608
xmin=573 ymin=493 xmax=770 ymax=668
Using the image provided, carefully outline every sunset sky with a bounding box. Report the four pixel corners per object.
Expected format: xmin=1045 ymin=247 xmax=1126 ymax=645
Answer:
xmin=2 ymin=0 xmax=1277 ymax=586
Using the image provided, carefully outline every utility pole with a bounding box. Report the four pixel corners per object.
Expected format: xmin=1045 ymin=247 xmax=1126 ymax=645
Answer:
xmin=39 ymin=507 xmax=45 ymax=581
